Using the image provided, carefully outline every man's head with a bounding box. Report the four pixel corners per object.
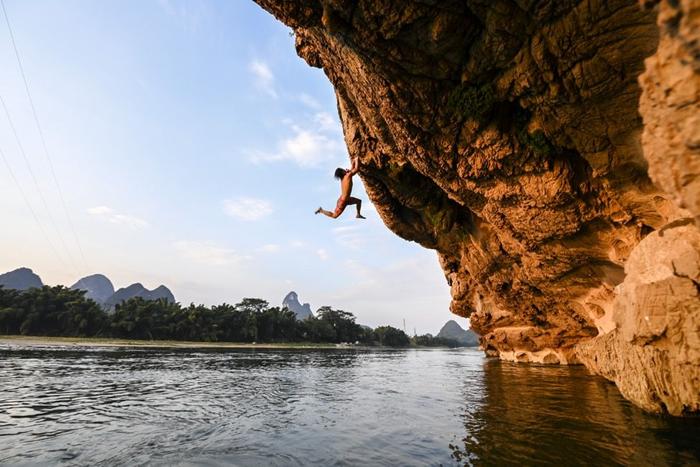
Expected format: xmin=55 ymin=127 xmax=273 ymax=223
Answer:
xmin=334 ymin=168 xmax=347 ymax=180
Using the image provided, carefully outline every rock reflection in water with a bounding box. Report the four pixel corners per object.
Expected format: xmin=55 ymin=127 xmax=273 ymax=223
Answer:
xmin=452 ymin=359 xmax=700 ymax=466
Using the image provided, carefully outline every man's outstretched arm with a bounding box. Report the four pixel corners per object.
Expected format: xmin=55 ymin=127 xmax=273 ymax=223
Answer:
xmin=349 ymin=156 xmax=360 ymax=175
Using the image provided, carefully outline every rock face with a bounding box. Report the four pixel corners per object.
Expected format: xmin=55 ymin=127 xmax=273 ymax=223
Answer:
xmin=437 ymin=320 xmax=480 ymax=347
xmin=0 ymin=267 xmax=43 ymax=290
xmin=282 ymin=291 xmax=314 ymax=319
xmin=577 ymin=224 xmax=700 ymax=415
xmin=71 ymin=274 xmax=115 ymax=305
xmin=253 ymin=0 xmax=700 ymax=414
xmin=105 ymin=283 xmax=175 ymax=310
xmin=639 ymin=0 xmax=700 ymax=219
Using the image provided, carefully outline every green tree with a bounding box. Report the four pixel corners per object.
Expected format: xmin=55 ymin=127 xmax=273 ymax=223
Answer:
xmin=374 ymin=326 xmax=410 ymax=347
xmin=315 ymin=306 xmax=363 ymax=343
xmin=0 ymin=286 xmax=423 ymax=348
xmin=412 ymin=333 xmax=460 ymax=348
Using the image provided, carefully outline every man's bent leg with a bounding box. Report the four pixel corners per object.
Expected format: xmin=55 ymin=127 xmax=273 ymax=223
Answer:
xmin=347 ymin=197 xmax=365 ymax=219
xmin=332 ymin=197 xmax=349 ymax=218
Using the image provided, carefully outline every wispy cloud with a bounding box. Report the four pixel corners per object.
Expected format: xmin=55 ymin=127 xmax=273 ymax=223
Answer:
xmin=87 ymin=206 xmax=148 ymax=230
xmin=223 ymin=197 xmax=273 ymax=221
xmin=249 ymin=112 xmax=345 ymax=168
xmin=173 ymin=241 xmax=247 ymax=266
xmin=332 ymin=225 xmax=366 ymax=249
xmin=249 ymin=59 xmax=277 ymax=98
xmin=316 ymin=248 xmax=329 ymax=261
xmin=86 ymin=206 xmax=112 ymax=216
xmin=323 ymin=253 xmax=453 ymax=332
xmin=314 ymin=112 xmax=340 ymax=132
xmin=258 ymin=243 xmax=280 ymax=253
xmin=298 ymin=93 xmax=321 ymax=109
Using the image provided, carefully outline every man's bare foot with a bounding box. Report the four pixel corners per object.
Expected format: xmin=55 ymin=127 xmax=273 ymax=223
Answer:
xmin=315 ymin=207 xmax=322 ymax=214
xmin=356 ymin=214 xmax=366 ymax=219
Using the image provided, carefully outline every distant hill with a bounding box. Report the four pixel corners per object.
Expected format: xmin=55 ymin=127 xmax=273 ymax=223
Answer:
xmin=104 ymin=283 xmax=175 ymax=310
xmin=71 ymin=274 xmax=115 ymax=305
xmin=282 ymin=291 xmax=313 ymax=319
xmin=0 ymin=268 xmax=175 ymax=311
xmin=437 ymin=320 xmax=479 ymax=347
xmin=0 ymin=267 xmax=43 ymax=291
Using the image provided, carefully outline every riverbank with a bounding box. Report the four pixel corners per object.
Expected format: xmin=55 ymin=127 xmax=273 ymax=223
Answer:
xmin=0 ymin=335 xmax=344 ymax=350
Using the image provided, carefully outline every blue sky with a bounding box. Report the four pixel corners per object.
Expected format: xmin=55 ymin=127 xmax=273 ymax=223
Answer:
xmin=0 ymin=0 xmax=455 ymax=334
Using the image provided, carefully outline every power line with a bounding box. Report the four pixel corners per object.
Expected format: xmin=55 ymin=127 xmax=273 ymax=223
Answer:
xmin=1 ymin=0 xmax=88 ymax=272
xmin=0 ymin=143 xmax=68 ymax=270
xmin=0 ymin=92 xmax=79 ymax=275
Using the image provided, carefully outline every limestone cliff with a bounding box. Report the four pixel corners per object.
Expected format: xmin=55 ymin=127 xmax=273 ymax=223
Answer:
xmin=104 ymin=283 xmax=175 ymax=311
xmin=282 ymin=291 xmax=314 ymax=319
xmin=0 ymin=267 xmax=43 ymax=291
xmin=71 ymin=274 xmax=115 ymax=306
xmin=253 ymin=0 xmax=700 ymax=415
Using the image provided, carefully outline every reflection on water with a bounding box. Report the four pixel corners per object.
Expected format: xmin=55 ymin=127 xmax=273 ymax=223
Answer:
xmin=0 ymin=345 xmax=698 ymax=466
xmin=453 ymin=360 xmax=700 ymax=466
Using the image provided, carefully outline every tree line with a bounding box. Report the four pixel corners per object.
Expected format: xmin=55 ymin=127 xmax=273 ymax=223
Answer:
xmin=0 ymin=286 xmax=462 ymax=347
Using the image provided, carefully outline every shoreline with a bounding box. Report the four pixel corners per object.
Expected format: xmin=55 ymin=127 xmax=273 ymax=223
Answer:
xmin=0 ymin=335 xmax=478 ymax=350
xmin=0 ymin=335 xmax=345 ymax=350
xmin=0 ymin=335 xmax=480 ymax=351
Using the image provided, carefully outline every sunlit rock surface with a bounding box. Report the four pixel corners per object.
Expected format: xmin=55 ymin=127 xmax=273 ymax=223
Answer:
xmin=253 ymin=0 xmax=700 ymax=414
xmin=577 ymin=224 xmax=700 ymax=414
xmin=639 ymin=0 xmax=700 ymax=219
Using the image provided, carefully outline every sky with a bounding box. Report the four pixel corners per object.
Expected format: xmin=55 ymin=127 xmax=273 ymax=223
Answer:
xmin=0 ymin=0 xmax=457 ymax=335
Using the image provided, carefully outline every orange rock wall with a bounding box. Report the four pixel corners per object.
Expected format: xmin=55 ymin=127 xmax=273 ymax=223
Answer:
xmin=253 ymin=0 xmax=700 ymax=414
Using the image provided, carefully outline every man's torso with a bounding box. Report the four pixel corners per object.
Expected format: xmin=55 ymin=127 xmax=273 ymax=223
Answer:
xmin=340 ymin=174 xmax=353 ymax=198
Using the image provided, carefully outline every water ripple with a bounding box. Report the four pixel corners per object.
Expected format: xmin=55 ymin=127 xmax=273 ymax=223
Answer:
xmin=0 ymin=346 xmax=698 ymax=466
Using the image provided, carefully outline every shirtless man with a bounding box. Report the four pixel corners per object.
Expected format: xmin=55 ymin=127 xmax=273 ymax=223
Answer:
xmin=315 ymin=157 xmax=366 ymax=219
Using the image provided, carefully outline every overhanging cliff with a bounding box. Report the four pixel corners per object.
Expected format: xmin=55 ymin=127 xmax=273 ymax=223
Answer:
xmin=253 ymin=0 xmax=700 ymax=415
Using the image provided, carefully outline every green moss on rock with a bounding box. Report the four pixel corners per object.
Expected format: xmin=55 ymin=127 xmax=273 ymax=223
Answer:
xmin=514 ymin=107 xmax=555 ymax=157
xmin=447 ymin=83 xmax=496 ymax=121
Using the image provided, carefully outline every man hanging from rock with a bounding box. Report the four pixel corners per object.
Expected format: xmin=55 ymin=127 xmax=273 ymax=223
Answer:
xmin=315 ymin=157 xmax=366 ymax=219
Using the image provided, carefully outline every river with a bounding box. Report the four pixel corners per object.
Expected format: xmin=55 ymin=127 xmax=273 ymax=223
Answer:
xmin=0 ymin=345 xmax=698 ymax=466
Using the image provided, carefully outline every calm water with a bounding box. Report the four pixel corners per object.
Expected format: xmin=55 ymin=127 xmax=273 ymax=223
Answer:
xmin=0 ymin=345 xmax=698 ymax=466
